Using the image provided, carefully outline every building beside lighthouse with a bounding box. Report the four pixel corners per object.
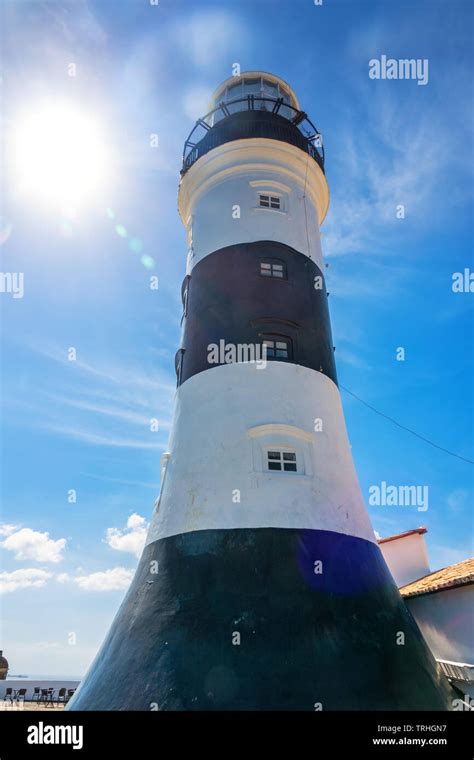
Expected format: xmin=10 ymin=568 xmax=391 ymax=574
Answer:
xmin=68 ymin=72 xmax=453 ymax=711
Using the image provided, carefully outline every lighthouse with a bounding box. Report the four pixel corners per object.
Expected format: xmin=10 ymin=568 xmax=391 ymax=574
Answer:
xmin=69 ymin=72 xmax=453 ymax=710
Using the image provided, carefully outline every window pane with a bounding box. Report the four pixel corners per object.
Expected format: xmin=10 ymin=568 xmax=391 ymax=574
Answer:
xmin=268 ymin=451 xmax=281 ymax=460
xmin=243 ymin=78 xmax=260 ymax=94
xmin=263 ymin=79 xmax=278 ymax=98
xmin=268 ymin=461 xmax=282 ymax=471
xmin=283 ymin=462 xmax=297 ymax=472
xmin=259 ymin=195 xmax=270 ymax=207
xmin=283 ymin=453 xmax=296 ymax=461
xmin=276 ymin=341 xmax=288 ymax=349
xmin=272 ymin=269 xmax=284 ymax=278
xmin=263 ymin=345 xmax=275 ymax=357
xmin=227 ymin=82 xmax=242 ymax=100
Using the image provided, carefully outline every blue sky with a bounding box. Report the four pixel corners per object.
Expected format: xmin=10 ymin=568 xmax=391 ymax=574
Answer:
xmin=1 ymin=0 xmax=472 ymax=676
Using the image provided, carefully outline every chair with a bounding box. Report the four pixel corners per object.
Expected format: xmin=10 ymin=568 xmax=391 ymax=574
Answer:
xmin=66 ymin=688 xmax=76 ymax=703
xmin=39 ymin=688 xmax=49 ymax=703
xmin=45 ymin=688 xmax=55 ymax=707
xmin=32 ymin=687 xmax=40 ymax=702
xmin=16 ymin=688 xmax=27 ymax=704
xmin=3 ymin=687 xmax=13 ymax=702
xmin=56 ymin=687 xmax=67 ymax=705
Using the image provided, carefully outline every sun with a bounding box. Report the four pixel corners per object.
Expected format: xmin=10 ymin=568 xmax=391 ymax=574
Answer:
xmin=12 ymin=102 xmax=110 ymax=214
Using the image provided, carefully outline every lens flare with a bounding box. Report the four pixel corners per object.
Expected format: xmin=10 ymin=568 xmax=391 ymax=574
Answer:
xmin=12 ymin=102 xmax=110 ymax=212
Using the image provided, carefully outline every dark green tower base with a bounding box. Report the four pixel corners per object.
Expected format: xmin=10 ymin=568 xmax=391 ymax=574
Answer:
xmin=67 ymin=528 xmax=454 ymax=711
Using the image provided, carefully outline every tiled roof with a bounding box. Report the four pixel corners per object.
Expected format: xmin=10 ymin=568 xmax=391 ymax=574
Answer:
xmin=400 ymin=558 xmax=474 ymax=598
xmin=378 ymin=528 xmax=427 ymax=545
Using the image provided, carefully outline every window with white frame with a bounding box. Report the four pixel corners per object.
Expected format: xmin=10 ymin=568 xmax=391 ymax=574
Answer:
xmin=259 ymin=193 xmax=281 ymax=210
xmin=260 ymin=258 xmax=286 ymax=279
xmin=262 ymin=336 xmax=291 ymax=360
xmin=267 ymin=450 xmax=297 ymax=472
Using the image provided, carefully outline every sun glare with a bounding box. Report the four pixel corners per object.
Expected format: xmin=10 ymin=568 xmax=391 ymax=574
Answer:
xmin=12 ymin=102 xmax=110 ymax=213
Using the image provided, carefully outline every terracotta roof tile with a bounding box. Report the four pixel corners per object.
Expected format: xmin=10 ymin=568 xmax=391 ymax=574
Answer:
xmin=400 ymin=558 xmax=474 ymax=598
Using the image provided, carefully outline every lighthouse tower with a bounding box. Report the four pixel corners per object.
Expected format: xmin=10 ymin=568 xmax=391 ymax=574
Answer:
xmin=69 ymin=73 xmax=453 ymax=710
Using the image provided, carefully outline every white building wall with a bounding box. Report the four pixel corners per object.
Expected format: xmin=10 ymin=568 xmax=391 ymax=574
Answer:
xmin=380 ymin=533 xmax=431 ymax=587
xmin=406 ymin=585 xmax=473 ymax=665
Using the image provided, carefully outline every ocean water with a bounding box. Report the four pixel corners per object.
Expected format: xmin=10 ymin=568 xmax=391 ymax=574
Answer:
xmin=7 ymin=674 xmax=82 ymax=681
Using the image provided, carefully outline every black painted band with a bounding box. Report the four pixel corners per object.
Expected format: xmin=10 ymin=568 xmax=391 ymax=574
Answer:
xmin=177 ymin=241 xmax=337 ymax=387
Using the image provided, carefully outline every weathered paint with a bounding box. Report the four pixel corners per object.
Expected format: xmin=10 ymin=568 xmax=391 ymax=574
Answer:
xmin=68 ymin=528 xmax=453 ymax=711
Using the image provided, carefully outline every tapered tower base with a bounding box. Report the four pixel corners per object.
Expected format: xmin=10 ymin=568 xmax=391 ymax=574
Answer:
xmin=68 ymin=528 xmax=453 ymax=710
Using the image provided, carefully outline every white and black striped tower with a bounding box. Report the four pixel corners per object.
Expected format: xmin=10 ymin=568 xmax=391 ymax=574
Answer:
xmin=69 ymin=72 xmax=453 ymax=710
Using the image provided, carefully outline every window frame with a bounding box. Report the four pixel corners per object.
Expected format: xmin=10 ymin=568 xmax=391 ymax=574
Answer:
xmin=258 ymin=193 xmax=282 ymax=211
xmin=266 ymin=448 xmax=298 ymax=473
xmin=260 ymin=334 xmax=293 ymax=362
xmin=259 ymin=258 xmax=287 ymax=280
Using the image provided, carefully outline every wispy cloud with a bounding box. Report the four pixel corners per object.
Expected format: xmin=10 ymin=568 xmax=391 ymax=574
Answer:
xmin=323 ymin=73 xmax=471 ymax=261
xmin=40 ymin=424 xmax=163 ymax=450
xmin=175 ymin=11 xmax=246 ymax=69
xmin=0 ymin=568 xmax=53 ymax=594
xmin=446 ymin=488 xmax=471 ymax=514
xmin=5 ymin=345 xmax=175 ymax=450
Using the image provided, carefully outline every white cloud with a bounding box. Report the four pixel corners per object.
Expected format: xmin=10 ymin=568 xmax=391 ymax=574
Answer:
xmin=105 ymin=513 xmax=147 ymax=558
xmin=0 ymin=524 xmax=19 ymax=537
xmin=0 ymin=568 xmax=53 ymax=594
xmin=56 ymin=573 xmax=70 ymax=583
xmin=1 ymin=527 xmax=66 ymax=563
xmin=74 ymin=567 xmax=133 ymax=592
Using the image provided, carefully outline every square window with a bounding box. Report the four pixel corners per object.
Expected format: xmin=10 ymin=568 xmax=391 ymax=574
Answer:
xmin=259 ymin=259 xmax=287 ymax=279
xmin=266 ymin=449 xmax=297 ymax=473
xmin=261 ymin=336 xmax=291 ymax=361
xmin=258 ymin=194 xmax=281 ymax=210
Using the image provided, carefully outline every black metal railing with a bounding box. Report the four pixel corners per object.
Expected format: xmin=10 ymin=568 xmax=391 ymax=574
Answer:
xmin=181 ymin=96 xmax=325 ymax=174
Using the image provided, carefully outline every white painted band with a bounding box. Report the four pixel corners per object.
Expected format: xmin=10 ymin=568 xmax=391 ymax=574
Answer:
xmin=146 ymin=362 xmax=375 ymax=545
